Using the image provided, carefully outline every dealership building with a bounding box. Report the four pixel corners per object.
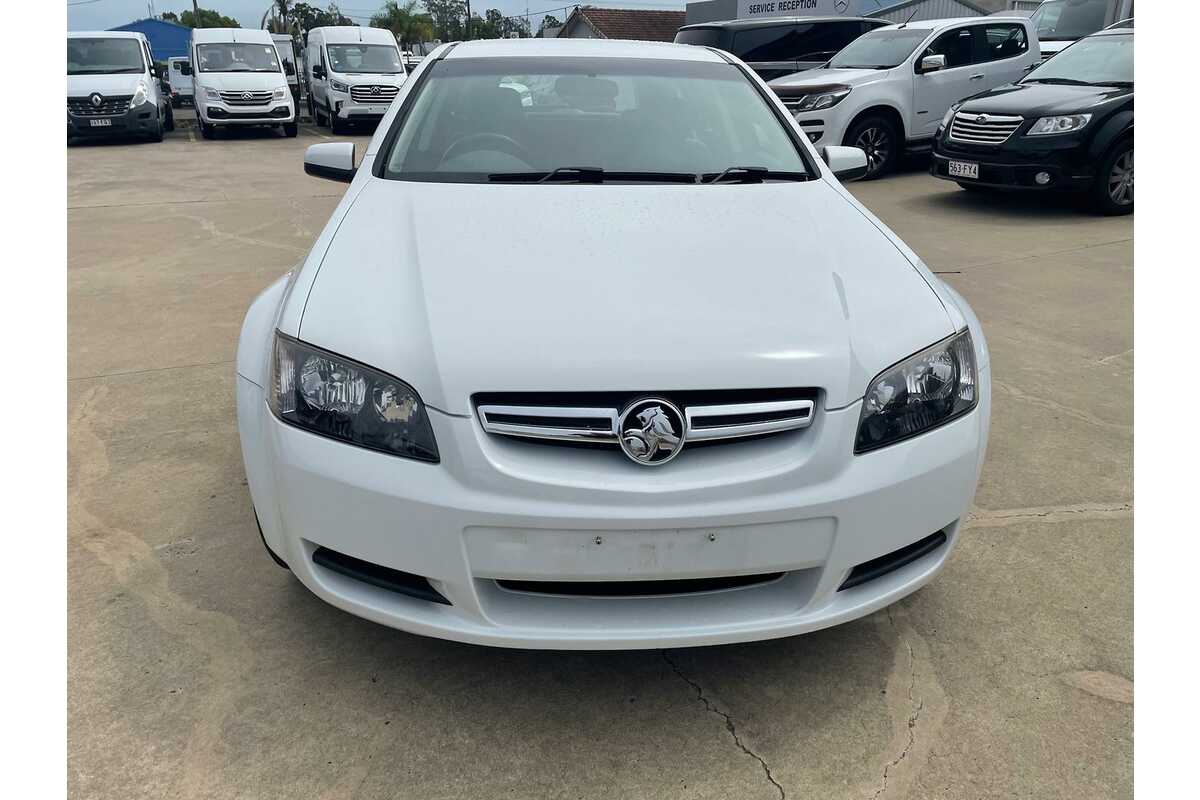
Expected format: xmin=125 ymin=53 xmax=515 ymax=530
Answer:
xmin=683 ymin=0 xmax=1001 ymax=25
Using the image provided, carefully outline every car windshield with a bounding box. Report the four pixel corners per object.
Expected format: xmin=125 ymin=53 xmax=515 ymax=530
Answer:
xmin=383 ymin=57 xmax=811 ymax=183
xmin=196 ymin=43 xmax=281 ymax=73
xmin=828 ymin=28 xmax=929 ymax=69
xmin=1023 ymin=33 xmax=1133 ymax=85
xmin=67 ymin=37 xmax=144 ymax=75
xmin=327 ymin=44 xmax=404 ymax=74
xmin=1031 ymin=0 xmax=1109 ymax=41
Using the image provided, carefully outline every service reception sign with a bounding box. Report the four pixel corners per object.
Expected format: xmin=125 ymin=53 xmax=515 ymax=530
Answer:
xmin=735 ymin=0 xmax=860 ymax=21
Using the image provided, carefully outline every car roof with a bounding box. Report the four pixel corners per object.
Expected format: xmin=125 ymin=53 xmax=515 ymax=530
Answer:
xmin=444 ymin=38 xmax=728 ymax=63
xmin=68 ymin=31 xmax=145 ymax=41
xmin=1092 ymin=26 xmax=1134 ymax=36
xmin=876 ymin=16 xmax=1024 ymax=32
xmin=192 ymin=27 xmax=275 ymax=44
xmin=678 ymin=16 xmax=882 ymax=31
xmin=311 ymin=26 xmax=398 ymax=44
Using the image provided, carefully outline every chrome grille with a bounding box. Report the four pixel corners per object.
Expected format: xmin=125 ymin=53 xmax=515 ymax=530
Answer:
xmin=219 ymin=90 xmax=273 ymax=106
xmin=350 ymin=84 xmax=399 ymax=104
xmin=476 ymin=392 xmax=816 ymax=449
xmin=949 ymin=112 xmax=1024 ymax=145
xmin=67 ymin=95 xmax=131 ymax=116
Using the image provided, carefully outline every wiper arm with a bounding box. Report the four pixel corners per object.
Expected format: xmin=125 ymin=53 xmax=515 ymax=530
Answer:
xmin=487 ymin=167 xmax=698 ymax=184
xmin=702 ymin=166 xmax=810 ymax=184
xmin=1023 ymin=77 xmax=1091 ymax=85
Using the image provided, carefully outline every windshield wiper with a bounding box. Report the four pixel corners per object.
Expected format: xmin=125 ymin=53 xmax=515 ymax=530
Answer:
xmin=1023 ymin=77 xmax=1092 ymax=86
xmin=702 ymin=166 xmax=810 ymax=184
xmin=487 ymin=167 xmax=697 ymax=184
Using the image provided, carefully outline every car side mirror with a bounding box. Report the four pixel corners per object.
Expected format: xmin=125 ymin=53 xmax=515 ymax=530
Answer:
xmin=313 ymin=64 xmax=326 ymax=79
xmin=822 ymin=145 xmax=869 ymax=182
xmin=918 ymin=54 xmax=947 ymax=74
xmin=304 ymin=142 xmax=357 ymax=183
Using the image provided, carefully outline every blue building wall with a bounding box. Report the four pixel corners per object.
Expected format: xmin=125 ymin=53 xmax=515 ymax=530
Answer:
xmin=108 ymin=19 xmax=192 ymax=61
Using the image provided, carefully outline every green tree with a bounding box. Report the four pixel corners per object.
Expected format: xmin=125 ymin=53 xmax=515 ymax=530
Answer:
xmin=177 ymin=9 xmax=241 ymax=28
xmin=537 ymin=15 xmax=561 ymax=37
xmin=292 ymin=3 xmax=354 ymax=38
xmin=371 ymin=1 xmax=435 ymax=47
xmin=424 ymin=0 xmax=467 ymax=41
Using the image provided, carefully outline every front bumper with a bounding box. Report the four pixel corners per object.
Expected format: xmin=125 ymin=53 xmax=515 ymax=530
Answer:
xmin=198 ymin=99 xmax=294 ymax=125
xmin=238 ymin=359 xmax=991 ymax=649
xmin=66 ymin=101 xmax=158 ymax=137
xmin=790 ymin=106 xmax=853 ymax=147
xmin=330 ymin=96 xmax=392 ymax=120
xmin=931 ymin=131 xmax=1095 ymax=191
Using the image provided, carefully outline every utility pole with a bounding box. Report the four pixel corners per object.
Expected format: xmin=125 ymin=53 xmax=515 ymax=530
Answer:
xmin=465 ymin=0 xmax=472 ymax=40
xmin=192 ymin=1 xmax=201 ymax=27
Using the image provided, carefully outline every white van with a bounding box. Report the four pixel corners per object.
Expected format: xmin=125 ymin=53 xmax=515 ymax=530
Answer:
xmin=191 ymin=28 xmax=297 ymax=139
xmin=67 ymin=31 xmax=175 ymax=143
xmin=271 ymin=33 xmax=300 ymax=107
xmin=306 ymin=26 xmax=407 ymax=134
xmin=167 ymin=56 xmax=193 ymax=107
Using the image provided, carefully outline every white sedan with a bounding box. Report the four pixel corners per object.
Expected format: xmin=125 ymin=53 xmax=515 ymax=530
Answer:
xmin=236 ymin=38 xmax=990 ymax=649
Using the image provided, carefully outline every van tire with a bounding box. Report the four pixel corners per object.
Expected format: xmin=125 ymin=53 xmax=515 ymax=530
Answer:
xmin=199 ymin=119 xmax=214 ymax=139
xmin=149 ymin=115 xmax=164 ymax=143
xmin=283 ymin=122 xmax=298 ymax=137
xmin=330 ymin=114 xmax=346 ymax=135
xmin=165 ymin=105 xmax=175 ymax=132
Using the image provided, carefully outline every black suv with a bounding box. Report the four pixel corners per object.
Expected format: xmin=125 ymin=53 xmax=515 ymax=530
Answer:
xmin=930 ymin=25 xmax=1133 ymax=214
xmin=674 ymin=16 xmax=887 ymax=81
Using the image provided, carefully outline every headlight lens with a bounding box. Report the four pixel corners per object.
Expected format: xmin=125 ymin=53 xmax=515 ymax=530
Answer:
xmin=269 ymin=333 xmax=439 ymax=463
xmin=204 ymin=86 xmax=221 ymax=101
xmin=1026 ymin=114 xmax=1092 ymax=136
xmin=330 ymin=79 xmax=350 ymax=93
xmin=795 ymin=86 xmax=850 ymax=112
xmin=273 ymin=87 xmax=287 ymax=100
xmin=855 ymin=331 xmax=977 ymax=454
xmin=130 ymin=80 xmax=149 ymax=107
xmin=941 ymin=103 xmax=961 ymax=130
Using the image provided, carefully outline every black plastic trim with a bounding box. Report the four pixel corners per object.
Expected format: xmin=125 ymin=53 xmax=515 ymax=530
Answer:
xmin=312 ymin=546 xmax=451 ymax=605
xmin=838 ymin=530 xmax=947 ymax=591
xmin=497 ymin=572 xmax=784 ymax=598
xmin=254 ymin=510 xmax=289 ymax=570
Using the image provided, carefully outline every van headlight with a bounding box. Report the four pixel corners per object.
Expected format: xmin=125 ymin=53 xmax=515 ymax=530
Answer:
xmin=273 ymin=87 xmax=287 ymax=100
xmin=204 ymin=87 xmax=221 ymax=101
xmin=130 ymin=80 xmax=150 ymax=107
xmin=330 ymin=79 xmax=350 ymax=93
xmin=795 ymin=86 xmax=850 ymax=112
xmin=269 ymin=333 xmax=439 ymax=463
xmin=1026 ymin=114 xmax=1092 ymax=136
xmin=855 ymin=331 xmax=977 ymax=454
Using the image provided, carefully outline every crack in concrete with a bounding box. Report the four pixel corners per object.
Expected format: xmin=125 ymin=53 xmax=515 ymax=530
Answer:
xmin=871 ymin=630 xmax=923 ymax=800
xmin=992 ymin=379 xmax=1131 ymax=434
xmin=966 ymin=502 xmax=1132 ymax=528
xmin=662 ymin=652 xmax=786 ymax=800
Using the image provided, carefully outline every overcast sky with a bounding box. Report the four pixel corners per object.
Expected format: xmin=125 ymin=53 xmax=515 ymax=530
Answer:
xmin=67 ymin=1 xmax=689 ymax=32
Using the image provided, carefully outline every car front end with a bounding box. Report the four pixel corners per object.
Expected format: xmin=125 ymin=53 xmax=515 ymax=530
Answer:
xmin=236 ymin=42 xmax=991 ymax=649
xmin=327 ymin=75 xmax=405 ymax=121
xmin=66 ymin=79 xmax=161 ymax=138
xmin=196 ymin=83 xmax=295 ymax=126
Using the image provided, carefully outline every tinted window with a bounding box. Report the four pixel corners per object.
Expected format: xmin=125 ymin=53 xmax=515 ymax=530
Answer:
xmin=922 ymin=27 xmax=976 ymax=69
xmin=829 ymin=28 xmax=929 ymax=69
xmin=1032 ymin=0 xmax=1109 ymax=41
xmin=67 ymin=37 xmax=145 ymax=75
xmin=674 ymin=28 xmax=724 ymax=48
xmin=196 ymin=43 xmax=281 ymax=73
xmin=327 ymin=44 xmax=403 ymax=74
xmin=979 ymin=23 xmax=1028 ymax=61
xmin=733 ymin=22 xmax=868 ymax=63
xmin=384 ymin=57 xmax=810 ymax=182
xmin=1023 ymin=32 xmax=1132 ymax=84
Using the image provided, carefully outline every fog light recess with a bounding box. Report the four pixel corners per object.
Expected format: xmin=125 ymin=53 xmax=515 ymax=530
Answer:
xmin=1035 ymin=171 xmax=1052 ymax=185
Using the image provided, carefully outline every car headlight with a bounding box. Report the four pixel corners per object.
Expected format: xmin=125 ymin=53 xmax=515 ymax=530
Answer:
xmin=204 ymin=87 xmax=221 ymax=101
xmin=273 ymin=87 xmax=287 ymax=100
xmin=855 ymin=331 xmax=977 ymax=454
xmin=1026 ymin=114 xmax=1092 ymax=136
xmin=940 ymin=103 xmax=961 ymax=130
xmin=130 ymin=80 xmax=149 ymax=107
xmin=269 ymin=333 xmax=439 ymax=463
xmin=330 ymin=79 xmax=350 ymax=93
xmin=795 ymin=86 xmax=850 ymax=112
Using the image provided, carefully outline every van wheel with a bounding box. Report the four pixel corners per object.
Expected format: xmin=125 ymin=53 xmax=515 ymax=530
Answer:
xmin=199 ymin=119 xmax=214 ymax=139
xmin=283 ymin=122 xmax=298 ymax=137
xmin=306 ymin=94 xmax=315 ymax=121
xmin=149 ymin=115 xmax=164 ymax=143
xmin=165 ymin=105 xmax=175 ymax=132
xmin=1092 ymin=138 xmax=1133 ymax=216
xmin=845 ymin=115 xmax=898 ymax=179
xmin=330 ymin=114 xmax=346 ymax=135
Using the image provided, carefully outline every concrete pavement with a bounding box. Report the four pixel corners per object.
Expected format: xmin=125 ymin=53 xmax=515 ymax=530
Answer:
xmin=68 ymin=125 xmax=1132 ymax=799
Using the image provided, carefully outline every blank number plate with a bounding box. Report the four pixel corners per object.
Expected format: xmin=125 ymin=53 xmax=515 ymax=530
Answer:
xmin=89 ymin=118 xmax=113 ymax=127
xmin=948 ymin=160 xmax=979 ymax=179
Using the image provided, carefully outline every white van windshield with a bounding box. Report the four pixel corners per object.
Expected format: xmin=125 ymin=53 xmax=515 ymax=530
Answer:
xmin=68 ymin=38 xmax=145 ymax=75
xmin=327 ymin=44 xmax=404 ymax=74
xmin=196 ymin=43 xmax=281 ymax=73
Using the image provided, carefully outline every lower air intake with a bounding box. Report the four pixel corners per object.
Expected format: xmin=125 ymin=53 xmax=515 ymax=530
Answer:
xmin=497 ymin=572 xmax=784 ymax=598
xmin=838 ymin=530 xmax=948 ymax=591
xmin=312 ymin=546 xmax=450 ymax=605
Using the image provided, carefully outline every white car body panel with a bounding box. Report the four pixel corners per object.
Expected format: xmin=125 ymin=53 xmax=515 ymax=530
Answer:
xmin=769 ymin=17 xmax=1040 ymax=148
xmin=238 ymin=38 xmax=991 ymax=649
xmin=191 ymin=28 xmax=295 ymax=127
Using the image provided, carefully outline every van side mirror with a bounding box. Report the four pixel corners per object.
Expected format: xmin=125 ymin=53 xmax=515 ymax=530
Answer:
xmin=821 ymin=145 xmax=869 ymax=182
xmin=181 ymin=63 xmax=192 ymax=76
xmin=918 ymin=54 xmax=947 ymax=74
xmin=312 ymin=64 xmax=326 ymax=79
xmin=304 ymin=142 xmax=356 ymax=183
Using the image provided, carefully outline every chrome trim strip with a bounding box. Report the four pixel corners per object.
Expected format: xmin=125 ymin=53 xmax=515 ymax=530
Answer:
xmin=686 ymin=399 xmax=814 ymax=441
xmin=478 ymin=405 xmax=619 ymax=443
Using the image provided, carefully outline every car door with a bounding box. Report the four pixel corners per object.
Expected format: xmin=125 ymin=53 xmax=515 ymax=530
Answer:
xmin=910 ymin=25 xmax=980 ymax=138
xmin=974 ymin=21 xmax=1032 ymax=89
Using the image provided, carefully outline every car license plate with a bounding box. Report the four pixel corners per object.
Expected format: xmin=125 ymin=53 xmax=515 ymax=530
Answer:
xmin=89 ymin=118 xmax=113 ymax=127
xmin=948 ymin=160 xmax=979 ymax=179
